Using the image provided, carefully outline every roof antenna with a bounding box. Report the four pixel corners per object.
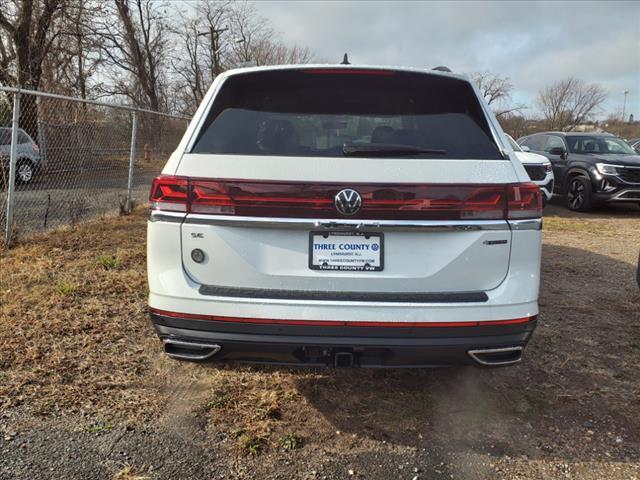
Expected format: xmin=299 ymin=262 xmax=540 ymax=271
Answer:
xmin=340 ymin=53 xmax=350 ymax=65
xmin=432 ymin=65 xmax=452 ymax=72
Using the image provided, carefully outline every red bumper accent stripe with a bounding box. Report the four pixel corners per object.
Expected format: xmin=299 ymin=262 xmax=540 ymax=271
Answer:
xmin=149 ymin=308 xmax=536 ymax=328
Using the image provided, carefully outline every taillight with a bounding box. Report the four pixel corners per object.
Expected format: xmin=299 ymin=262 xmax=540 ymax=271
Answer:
xmin=190 ymin=181 xmax=236 ymax=214
xmin=507 ymin=183 xmax=542 ymax=219
xmin=33 ymin=144 xmax=40 ymax=154
xmin=149 ymin=177 xmax=542 ymax=220
xmin=149 ymin=176 xmax=188 ymax=212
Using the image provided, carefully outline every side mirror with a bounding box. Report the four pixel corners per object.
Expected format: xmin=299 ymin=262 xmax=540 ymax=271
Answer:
xmin=548 ymin=146 xmax=566 ymax=156
xmin=520 ymin=145 xmax=531 ymax=152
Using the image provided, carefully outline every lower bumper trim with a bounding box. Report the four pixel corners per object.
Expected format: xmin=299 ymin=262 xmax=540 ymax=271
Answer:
xmin=150 ymin=312 xmax=537 ymax=367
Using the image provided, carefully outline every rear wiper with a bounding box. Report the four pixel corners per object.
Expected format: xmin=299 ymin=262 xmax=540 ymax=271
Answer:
xmin=343 ymin=143 xmax=446 ymax=157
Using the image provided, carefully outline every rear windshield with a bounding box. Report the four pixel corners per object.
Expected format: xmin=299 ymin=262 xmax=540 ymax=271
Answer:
xmin=191 ymin=69 xmax=502 ymax=159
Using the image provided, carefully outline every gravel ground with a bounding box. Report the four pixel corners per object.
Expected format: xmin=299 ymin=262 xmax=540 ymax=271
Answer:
xmin=0 ymin=199 xmax=638 ymax=479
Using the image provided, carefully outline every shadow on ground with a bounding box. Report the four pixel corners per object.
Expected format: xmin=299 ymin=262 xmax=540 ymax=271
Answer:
xmin=291 ymin=243 xmax=640 ymax=467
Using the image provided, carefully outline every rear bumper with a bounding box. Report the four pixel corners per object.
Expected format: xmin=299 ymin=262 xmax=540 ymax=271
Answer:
xmin=150 ymin=311 xmax=537 ymax=367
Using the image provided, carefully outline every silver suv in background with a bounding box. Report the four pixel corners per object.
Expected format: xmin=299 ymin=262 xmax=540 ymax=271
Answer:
xmin=0 ymin=127 xmax=42 ymax=185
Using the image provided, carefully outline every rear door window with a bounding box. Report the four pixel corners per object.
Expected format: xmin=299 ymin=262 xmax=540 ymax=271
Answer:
xmin=17 ymin=131 xmax=31 ymax=144
xmin=191 ymin=69 xmax=502 ymax=160
xmin=0 ymin=129 xmax=11 ymax=145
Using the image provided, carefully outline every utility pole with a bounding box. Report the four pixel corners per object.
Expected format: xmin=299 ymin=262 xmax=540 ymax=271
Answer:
xmin=198 ymin=27 xmax=244 ymax=78
xmin=198 ymin=26 xmax=228 ymax=78
xmin=622 ymin=90 xmax=629 ymax=123
xmin=210 ymin=26 xmax=227 ymax=77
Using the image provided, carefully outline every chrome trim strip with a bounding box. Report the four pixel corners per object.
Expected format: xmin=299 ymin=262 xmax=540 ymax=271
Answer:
xmin=183 ymin=214 xmax=509 ymax=231
xmin=467 ymin=346 xmax=523 ymax=366
xmin=507 ymin=218 xmax=542 ymax=231
xmin=149 ymin=210 xmax=186 ymax=223
xmin=609 ymin=189 xmax=640 ymax=201
xmin=152 ymin=210 xmax=542 ymax=230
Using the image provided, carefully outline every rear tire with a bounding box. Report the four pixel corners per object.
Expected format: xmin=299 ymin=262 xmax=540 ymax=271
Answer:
xmin=565 ymin=175 xmax=592 ymax=212
xmin=16 ymin=159 xmax=34 ymax=185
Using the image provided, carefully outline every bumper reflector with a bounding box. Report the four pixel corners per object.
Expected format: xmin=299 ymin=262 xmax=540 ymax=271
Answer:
xmin=150 ymin=308 xmax=536 ymax=328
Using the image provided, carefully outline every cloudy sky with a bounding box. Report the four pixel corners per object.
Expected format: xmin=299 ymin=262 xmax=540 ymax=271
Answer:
xmin=252 ymin=0 xmax=640 ymax=119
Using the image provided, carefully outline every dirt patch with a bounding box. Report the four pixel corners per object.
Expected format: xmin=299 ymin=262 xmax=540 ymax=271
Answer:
xmin=1 ymin=203 xmax=639 ymax=479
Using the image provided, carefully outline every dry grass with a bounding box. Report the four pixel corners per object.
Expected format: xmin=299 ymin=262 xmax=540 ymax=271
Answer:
xmin=0 ymin=206 xmax=160 ymax=420
xmin=1 ymin=205 xmax=639 ymax=477
xmin=112 ymin=465 xmax=150 ymax=480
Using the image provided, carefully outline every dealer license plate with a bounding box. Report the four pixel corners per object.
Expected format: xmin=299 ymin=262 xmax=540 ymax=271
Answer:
xmin=309 ymin=231 xmax=384 ymax=271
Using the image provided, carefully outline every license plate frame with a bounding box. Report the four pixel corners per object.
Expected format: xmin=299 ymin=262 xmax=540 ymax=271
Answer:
xmin=308 ymin=231 xmax=384 ymax=272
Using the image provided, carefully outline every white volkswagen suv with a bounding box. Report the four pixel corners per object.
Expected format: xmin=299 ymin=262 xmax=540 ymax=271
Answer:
xmin=147 ymin=65 xmax=542 ymax=368
xmin=505 ymin=134 xmax=554 ymax=205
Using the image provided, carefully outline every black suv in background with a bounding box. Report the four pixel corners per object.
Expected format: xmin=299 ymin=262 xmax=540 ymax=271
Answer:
xmin=518 ymin=132 xmax=640 ymax=211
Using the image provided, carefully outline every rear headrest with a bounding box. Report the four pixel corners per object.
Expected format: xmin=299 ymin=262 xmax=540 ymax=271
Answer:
xmin=256 ymin=118 xmax=299 ymax=154
xmin=371 ymin=126 xmax=394 ymax=144
xmin=391 ymin=129 xmax=421 ymax=146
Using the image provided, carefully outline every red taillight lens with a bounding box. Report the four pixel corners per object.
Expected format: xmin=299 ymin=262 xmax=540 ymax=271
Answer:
xmin=188 ymin=181 xmax=507 ymax=220
xmin=33 ymin=144 xmax=40 ymax=154
xmin=149 ymin=177 xmax=542 ymax=221
xmin=149 ymin=176 xmax=188 ymax=212
xmin=190 ymin=181 xmax=236 ymax=214
xmin=507 ymin=183 xmax=542 ymax=219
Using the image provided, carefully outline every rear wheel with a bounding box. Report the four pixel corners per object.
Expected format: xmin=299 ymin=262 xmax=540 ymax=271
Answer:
xmin=16 ymin=159 xmax=34 ymax=185
xmin=565 ymin=175 xmax=592 ymax=212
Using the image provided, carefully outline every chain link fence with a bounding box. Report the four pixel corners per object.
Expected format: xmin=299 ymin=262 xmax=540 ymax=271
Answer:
xmin=0 ymin=87 xmax=189 ymax=246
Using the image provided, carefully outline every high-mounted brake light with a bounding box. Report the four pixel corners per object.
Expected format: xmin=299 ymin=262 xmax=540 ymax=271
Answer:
xmin=303 ymin=68 xmax=395 ymax=76
xmin=149 ymin=177 xmax=542 ymax=221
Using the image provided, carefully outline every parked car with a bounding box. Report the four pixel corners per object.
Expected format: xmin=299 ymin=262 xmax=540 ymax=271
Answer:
xmin=627 ymin=138 xmax=640 ymax=154
xmin=518 ymin=132 xmax=640 ymax=211
xmin=505 ymin=134 xmax=554 ymax=205
xmin=0 ymin=127 xmax=41 ymax=185
xmin=147 ymin=65 xmax=542 ymax=368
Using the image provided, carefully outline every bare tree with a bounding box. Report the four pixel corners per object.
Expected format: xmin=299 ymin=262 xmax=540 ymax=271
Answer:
xmin=0 ymin=0 xmax=66 ymax=137
xmin=471 ymin=71 xmax=525 ymax=118
xmin=168 ymin=0 xmax=314 ymax=114
xmin=537 ymin=77 xmax=607 ymax=131
xmin=168 ymin=1 xmax=229 ymax=113
xmin=93 ymin=0 xmax=170 ymax=111
xmin=39 ymin=0 xmax=105 ymax=99
xmin=225 ymin=2 xmax=314 ymax=68
xmin=170 ymin=18 xmax=208 ymax=112
xmin=498 ymin=113 xmax=535 ymax=140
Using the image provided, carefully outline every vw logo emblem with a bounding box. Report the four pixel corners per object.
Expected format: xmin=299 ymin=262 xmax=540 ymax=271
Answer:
xmin=334 ymin=188 xmax=362 ymax=216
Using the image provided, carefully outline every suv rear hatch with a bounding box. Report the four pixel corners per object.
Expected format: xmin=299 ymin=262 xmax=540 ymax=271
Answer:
xmin=154 ymin=68 xmax=538 ymax=299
